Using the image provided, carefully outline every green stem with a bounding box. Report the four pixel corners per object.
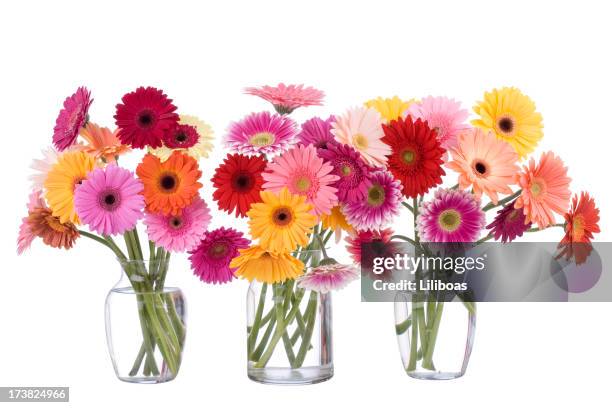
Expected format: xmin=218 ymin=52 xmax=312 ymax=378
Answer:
xmin=402 ymin=201 xmax=414 ymax=213
xmin=248 ymin=283 xmax=268 ymax=354
xmin=483 ymin=189 xmax=522 ymax=212
xmin=391 ymin=235 xmax=417 ymax=245
xmin=422 ymin=302 xmax=445 ymax=370
xmin=293 ymin=291 xmax=318 ymax=367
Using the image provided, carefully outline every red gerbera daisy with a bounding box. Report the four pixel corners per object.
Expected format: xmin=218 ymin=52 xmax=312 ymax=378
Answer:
xmin=211 ymin=153 xmax=267 ymax=217
xmin=114 ymin=86 xmax=179 ymax=149
xmin=558 ymin=192 xmax=600 ymax=264
xmin=382 ymin=116 xmax=446 ymax=198
xmin=346 ymin=228 xmax=396 ymax=281
xmin=163 ymin=123 xmax=200 ymax=149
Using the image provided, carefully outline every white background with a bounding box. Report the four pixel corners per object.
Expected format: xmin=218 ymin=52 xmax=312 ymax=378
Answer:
xmin=1 ymin=1 xmax=611 ymax=407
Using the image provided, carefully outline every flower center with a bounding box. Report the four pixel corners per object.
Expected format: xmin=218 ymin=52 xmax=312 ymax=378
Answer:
xmin=175 ymin=132 xmax=187 ymax=143
xmin=209 ymin=242 xmax=229 ymax=258
xmin=530 ymin=178 xmax=546 ymax=199
xmin=472 ymin=160 xmax=488 ymax=176
xmin=497 ymin=115 xmax=515 ymax=134
xmin=341 ymin=164 xmax=352 ymax=176
xmin=137 ymin=109 xmax=156 ymax=129
xmin=272 ymin=206 xmax=293 ymax=226
xmin=367 ymin=184 xmax=385 ymax=207
xmin=159 ymin=173 xmax=178 ymax=193
xmin=354 ymin=133 xmax=369 ymax=149
xmin=232 ymin=172 xmax=254 ymax=192
xmin=572 ymin=214 xmax=585 ymax=241
xmin=294 ymin=176 xmax=311 ymax=192
xmin=168 ymin=216 xmax=183 ymax=229
xmin=506 ymin=209 xmax=521 ymax=222
xmin=249 ymin=132 xmax=275 ymax=147
xmin=98 ymin=189 xmax=121 ymax=211
xmin=438 ymin=209 xmax=462 ymax=232
xmin=401 ymin=149 xmax=416 ymax=165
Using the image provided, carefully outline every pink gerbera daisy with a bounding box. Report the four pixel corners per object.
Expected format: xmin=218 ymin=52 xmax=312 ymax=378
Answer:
xmin=297 ymin=116 xmax=338 ymax=152
xmin=417 ymin=189 xmax=485 ymax=242
xmin=17 ymin=190 xmax=47 ymax=254
xmin=297 ymin=262 xmax=359 ymax=293
xmin=53 ymin=87 xmax=93 ymax=151
xmin=29 ymin=147 xmax=60 ymax=190
xmin=331 ymin=106 xmax=391 ymax=167
xmin=74 ymin=165 xmax=144 ymax=236
xmin=144 ymin=197 xmax=211 ymax=252
xmin=343 ymin=170 xmax=402 ymax=231
xmin=407 ymin=96 xmax=469 ymax=150
xmin=514 ymin=151 xmax=571 ymax=229
xmin=318 ymin=142 xmax=370 ymax=203
xmin=188 ymin=227 xmax=250 ymax=284
xmin=244 ymin=83 xmax=325 ymax=115
xmin=486 ymin=200 xmax=531 ymax=243
xmin=262 ymin=144 xmax=339 ymax=215
xmin=226 ymin=111 xmax=297 ymax=156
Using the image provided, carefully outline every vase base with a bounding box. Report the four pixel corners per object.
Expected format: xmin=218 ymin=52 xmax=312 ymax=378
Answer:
xmin=117 ymin=375 xmax=176 ymax=384
xmin=407 ymin=370 xmax=465 ymax=380
xmin=248 ymin=364 xmax=333 ymax=385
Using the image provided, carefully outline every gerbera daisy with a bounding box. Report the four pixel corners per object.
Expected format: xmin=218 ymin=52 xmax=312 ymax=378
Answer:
xmin=30 ymin=148 xmax=60 ymax=190
xmin=244 ymin=83 xmax=325 ymax=115
xmin=297 ymin=116 xmax=338 ymax=152
xmin=52 ymin=86 xmax=93 ymax=151
xmin=247 ymin=187 xmax=317 ymax=253
xmin=150 ymin=115 xmax=214 ymax=161
xmin=230 ymin=245 xmax=304 ymax=284
xmin=136 ymin=151 xmax=202 ymax=216
xmin=145 ymin=197 xmax=211 ymax=252
xmin=189 ymin=227 xmax=250 ymax=284
xmin=342 ymin=170 xmax=402 ymax=231
xmin=262 ymin=144 xmax=339 ymax=215
xmin=17 ymin=191 xmax=47 ymax=254
xmin=211 ymin=153 xmax=267 ymax=217
xmin=345 ymin=228 xmax=396 ymax=281
xmin=321 ymin=205 xmax=355 ymax=243
xmin=114 ymin=86 xmax=179 ymax=149
xmin=80 ymin=122 xmax=130 ymax=164
xmin=558 ymin=192 xmax=600 ymax=264
xmin=486 ymin=200 xmax=532 ymax=243
xmin=26 ymin=207 xmax=80 ymax=250
xmin=364 ymin=96 xmax=415 ymax=123
xmin=514 ymin=151 xmax=571 ymax=229
xmin=318 ymin=142 xmax=370 ymax=203
xmin=74 ymin=165 xmax=144 ymax=236
xmin=44 ymin=151 xmax=96 ymax=224
xmin=225 ymin=111 xmax=297 ymax=156
xmin=417 ymin=189 xmax=485 ymax=242
xmin=472 ymin=87 xmax=543 ymax=159
xmin=331 ymin=106 xmax=390 ymax=167
xmin=446 ymin=128 xmax=519 ymax=204
xmin=346 ymin=228 xmax=394 ymax=264
xmin=407 ymin=96 xmax=469 ymax=150
xmin=382 ymin=116 xmax=445 ymax=198
xmin=297 ymin=262 xmax=359 ymax=293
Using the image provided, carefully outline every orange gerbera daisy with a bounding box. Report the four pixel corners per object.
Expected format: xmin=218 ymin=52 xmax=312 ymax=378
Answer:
xmin=514 ymin=151 xmax=571 ymax=229
xmin=80 ymin=122 xmax=130 ymax=163
xmin=447 ymin=128 xmax=519 ymax=204
xmin=321 ymin=205 xmax=355 ymax=243
xmin=136 ymin=151 xmax=202 ymax=215
xmin=558 ymin=192 xmax=600 ymax=264
xmin=27 ymin=207 xmax=79 ymax=249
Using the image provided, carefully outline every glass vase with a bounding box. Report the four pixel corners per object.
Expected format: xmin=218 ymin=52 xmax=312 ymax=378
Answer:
xmin=246 ymin=249 xmax=333 ymax=385
xmin=395 ymin=295 xmax=476 ymax=380
xmin=105 ymin=258 xmax=187 ymax=384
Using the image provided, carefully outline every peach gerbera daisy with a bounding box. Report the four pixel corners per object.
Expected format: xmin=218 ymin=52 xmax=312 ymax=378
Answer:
xmin=80 ymin=122 xmax=130 ymax=163
xmin=514 ymin=151 xmax=571 ymax=229
xmin=331 ymin=106 xmax=391 ymax=167
xmin=446 ymin=128 xmax=519 ymax=204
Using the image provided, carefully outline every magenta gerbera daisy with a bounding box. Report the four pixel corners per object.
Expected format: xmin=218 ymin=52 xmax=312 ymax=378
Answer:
xmin=162 ymin=123 xmax=200 ymax=149
xmin=297 ymin=116 xmax=338 ymax=152
xmin=144 ymin=197 xmax=211 ymax=252
xmin=188 ymin=227 xmax=250 ymax=284
xmin=74 ymin=165 xmax=144 ymax=236
xmin=486 ymin=200 xmax=532 ymax=243
xmin=297 ymin=262 xmax=359 ymax=293
xmin=53 ymin=87 xmax=93 ymax=151
xmin=416 ymin=189 xmax=485 ymax=242
xmin=244 ymin=83 xmax=325 ymax=115
xmin=407 ymin=96 xmax=470 ymax=150
xmin=114 ymin=86 xmax=179 ymax=149
xmin=318 ymin=142 xmax=370 ymax=203
xmin=262 ymin=144 xmax=339 ymax=215
xmin=343 ymin=170 xmax=402 ymax=231
xmin=225 ymin=111 xmax=298 ymax=156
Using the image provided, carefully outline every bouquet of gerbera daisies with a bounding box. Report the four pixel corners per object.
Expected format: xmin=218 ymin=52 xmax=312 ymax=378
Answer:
xmin=17 ymin=86 xmax=235 ymax=383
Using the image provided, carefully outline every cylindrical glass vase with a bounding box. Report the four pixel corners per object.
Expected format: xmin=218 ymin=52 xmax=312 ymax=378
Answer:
xmin=105 ymin=259 xmax=187 ymax=384
xmin=246 ymin=250 xmax=333 ymax=385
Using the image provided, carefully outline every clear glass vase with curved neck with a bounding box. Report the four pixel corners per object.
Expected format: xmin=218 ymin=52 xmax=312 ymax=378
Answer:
xmin=246 ymin=249 xmax=333 ymax=385
xmin=105 ymin=258 xmax=186 ymax=384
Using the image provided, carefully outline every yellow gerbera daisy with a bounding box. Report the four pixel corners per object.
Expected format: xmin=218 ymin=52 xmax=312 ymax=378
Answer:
xmin=247 ymin=187 xmax=317 ymax=253
xmin=364 ymin=96 xmax=416 ymax=123
xmin=472 ymin=87 xmax=543 ymax=159
xmin=321 ymin=205 xmax=355 ymax=243
xmin=149 ymin=115 xmax=214 ymax=161
xmin=44 ymin=151 xmax=96 ymax=224
xmin=230 ymin=245 xmax=304 ymax=284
